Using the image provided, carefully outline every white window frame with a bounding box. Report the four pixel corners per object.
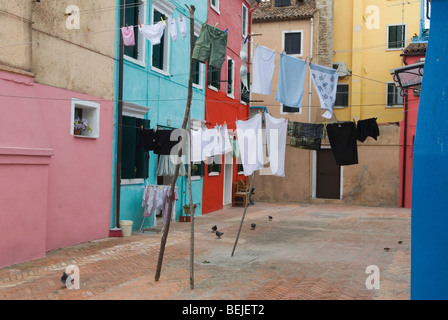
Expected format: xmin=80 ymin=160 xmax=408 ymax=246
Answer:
xmin=386 ymin=81 xmax=404 ymax=108
xmin=71 ymin=98 xmax=100 ymax=139
xmin=280 ymin=104 xmax=302 ymax=115
xmin=386 ymin=23 xmax=407 ymax=51
xmin=120 ymin=101 xmax=151 ymax=185
xmin=150 ymin=0 xmax=175 ymax=76
xmin=210 ymin=0 xmax=220 ymax=14
xmin=227 ymin=56 xmax=235 ymax=99
xmin=242 ymin=3 xmax=249 ymax=39
xmin=124 ymin=0 xmax=147 ymax=68
xmin=282 ymin=30 xmax=304 ymax=57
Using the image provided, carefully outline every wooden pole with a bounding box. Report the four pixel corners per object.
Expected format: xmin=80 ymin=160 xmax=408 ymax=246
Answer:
xmin=231 ymin=172 xmax=256 ymax=257
xmin=155 ymin=5 xmax=196 ymax=282
xmin=187 ymin=115 xmax=195 ymax=289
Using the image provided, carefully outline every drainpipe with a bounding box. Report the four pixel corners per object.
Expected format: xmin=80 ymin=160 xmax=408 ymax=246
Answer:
xmin=401 ymin=88 xmax=408 ymax=208
xmin=115 ymin=0 xmax=125 ymax=228
xmin=308 ymin=17 xmax=314 ymax=123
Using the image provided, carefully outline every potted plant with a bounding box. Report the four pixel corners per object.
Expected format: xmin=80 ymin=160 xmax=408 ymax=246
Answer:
xmin=181 ymin=204 xmax=197 ymax=222
xmin=74 ymin=117 xmax=92 ymax=136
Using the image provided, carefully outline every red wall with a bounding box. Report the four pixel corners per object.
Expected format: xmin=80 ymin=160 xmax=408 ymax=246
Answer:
xmin=399 ymin=54 xmax=423 ymax=208
xmin=202 ymin=1 xmax=254 ymax=214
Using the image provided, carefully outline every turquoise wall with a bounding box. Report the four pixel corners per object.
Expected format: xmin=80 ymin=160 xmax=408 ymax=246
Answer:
xmin=112 ymin=0 xmax=207 ymax=230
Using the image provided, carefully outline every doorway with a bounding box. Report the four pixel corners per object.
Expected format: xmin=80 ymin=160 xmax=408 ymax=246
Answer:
xmin=223 ymin=152 xmax=233 ymax=205
xmin=314 ymin=148 xmax=343 ymax=199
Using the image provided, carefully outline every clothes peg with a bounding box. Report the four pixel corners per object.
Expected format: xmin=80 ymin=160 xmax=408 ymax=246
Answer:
xmin=138 ymin=19 xmax=142 ymax=28
xmin=179 ymin=15 xmax=183 ymax=21
xmin=224 ymin=28 xmax=228 ymax=33
xmin=273 ymin=45 xmax=277 ymax=52
xmin=215 ymin=23 xmax=219 ymax=28
xmin=161 ymin=17 xmax=164 ymax=23
xmin=244 ymin=35 xmax=249 ymax=44
xmin=141 ymin=125 xmax=144 ymax=131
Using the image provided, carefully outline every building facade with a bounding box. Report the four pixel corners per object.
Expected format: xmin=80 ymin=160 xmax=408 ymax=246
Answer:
xmin=111 ymin=0 xmax=208 ymax=230
xmin=201 ymin=0 xmax=260 ymax=214
xmin=0 ymin=0 xmax=116 ymax=268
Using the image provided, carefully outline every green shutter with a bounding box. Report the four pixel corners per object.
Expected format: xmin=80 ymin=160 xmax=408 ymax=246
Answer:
xmin=135 ymin=118 xmax=151 ymax=179
xmin=121 ymin=116 xmax=137 ymax=179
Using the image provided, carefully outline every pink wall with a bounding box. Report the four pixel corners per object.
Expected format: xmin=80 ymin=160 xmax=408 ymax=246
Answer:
xmin=0 ymin=70 xmax=113 ymax=267
xmin=399 ymin=55 xmax=422 ymax=208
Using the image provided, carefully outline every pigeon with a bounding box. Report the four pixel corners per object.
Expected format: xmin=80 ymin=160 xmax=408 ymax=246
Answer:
xmin=268 ymin=216 xmax=273 ymax=221
xmin=60 ymin=271 xmax=74 ymax=286
xmin=251 ymin=223 xmax=256 ymax=230
xmin=215 ymin=231 xmax=224 ymax=239
xmin=211 ymin=225 xmax=218 ymax=233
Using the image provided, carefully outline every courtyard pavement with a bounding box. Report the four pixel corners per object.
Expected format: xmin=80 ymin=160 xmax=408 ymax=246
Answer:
xmin=0 ymin=202 xmax=411 ymax=301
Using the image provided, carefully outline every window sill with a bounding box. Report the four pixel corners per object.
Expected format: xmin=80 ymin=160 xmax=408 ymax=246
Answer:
xmin=386 ymin=105 xmax=404 ymax=108
xmin=191 ymin=176 xmax=201 ymax=181
xmin=208 ymin=172 xmax=220 ymax=176
xmin=151 ymin=66 xmax=170 ymax=77
xmin=121 ymin=178 xmax=145 ymax=185
xmin=386 ymin=48 xmax=405 ymax=51
xmin=124 ymin=55 xmax=146 ymax=68
xmin=208 ymin=85 xmax=219 ymax=92
xmin=193 ymin=83 xmax=204 ymax=90
xmin=73 ymin=133 xmax=98 ymax=139
xmin=211 ymin=5 xmax=220 ymax=15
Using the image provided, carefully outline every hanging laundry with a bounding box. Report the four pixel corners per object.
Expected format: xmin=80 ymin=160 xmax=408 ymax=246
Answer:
xmin=121 ymin=26 xmax=135 ymax=46
xmin=190 ymin=127 xmax=204 ymax=162
xmin=287 ymin=121 xmax=325 ymax=151
xmin=252 ymin=45 xmax=276 ymax=95
xmin=240 ymin=42 xmax=249 ymax=89
xmin=156 ymin=155 xmax=186 ymax=176
xmin=218 ymin=124 xmax=233 ymax=155
xmin=178 ymin=16 xmax=187 ymax=38
xmin=192 ymin=24 xmax=228 ymax=70
xmin=202 ymin=127 xmax=221 ymax=158
xmin=168 ymin=18 xmax=177 ymax=42
xmin=309 ymin=62 xmax=339 ymax=120
xmin=139 ymin=21 xmax=166 ymax=45
xmin=326 ymin=122 xmax=359 ymax=166
xmin=265 ymin=113 xmax=288 ymax=177
xmin=276 ymin=54 xmax=307 ymax=109
xmin=153 ymin=129 xmax=182 ymax=155
xmin=232 ymin=138 xmax=240 ymax=159
xmin=236 ymin=113 xmax=264 ymax=176
xmin=142 ymin=186 xmax=157 ymax=217
xmin=356 ymin=118 xmax=380 ymax=142
xmin=162 ymin=186 xmax=178 ymax=226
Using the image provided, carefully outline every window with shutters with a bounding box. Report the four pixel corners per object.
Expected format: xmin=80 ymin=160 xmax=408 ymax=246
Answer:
xmin=121 ymin=116 xmax=150 ymax=181
xmin=124 ymin=0 xmax=147 ymax=66
xmin=227 ymin=57 xmax=235 ymax=98
xmin=275 ymin=0 xmax=291 ymax=7
xmin=387 ymin=24 xmax=407 ymax=50
xmin=335 ymin=84 xmax=349 ymax=108
xmin=283 ymin=30 xmax=303 ymax=57
xmin=193 ymin=34 xmax=204 ymax=89
xmin=386 ymin=82 xmax=404 ymax=107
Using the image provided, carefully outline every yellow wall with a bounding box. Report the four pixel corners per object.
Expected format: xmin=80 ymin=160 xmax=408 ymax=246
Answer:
xmin=333 ymin=0 xmax=421 ymax=122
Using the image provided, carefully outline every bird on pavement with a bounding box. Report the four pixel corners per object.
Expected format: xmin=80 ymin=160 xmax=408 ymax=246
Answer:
xmin=268 ymin=215 xmax=273 ymax=221
xmin=251 ymin=223 xmax=256 ymax=230
xmin=211 ymin=225 xmax=218 ymax=232
xmin=60 ymin=271 xmax=74 ymax=286
xmin=216 ymin=231 xmax=224 ymax=239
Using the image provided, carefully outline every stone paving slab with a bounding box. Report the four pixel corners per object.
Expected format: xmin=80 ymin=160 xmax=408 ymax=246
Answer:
xmin=0 ymin=203 xmax=411 ymax=300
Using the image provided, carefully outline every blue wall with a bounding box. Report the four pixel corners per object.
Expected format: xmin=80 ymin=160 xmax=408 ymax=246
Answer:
xmin=112 ymin=0 xmax=207 ymax=230
xmin=411 ymin=0 xmax=448 ymax=300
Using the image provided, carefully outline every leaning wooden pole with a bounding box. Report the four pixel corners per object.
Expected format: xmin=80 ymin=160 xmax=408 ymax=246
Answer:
xmin=187 ymin=114 xmax=195 ymax=289
xmin=155 ymin=5 xmax=196 ymax=282
xmin=231 ymin=172 xmax=256 ymax=257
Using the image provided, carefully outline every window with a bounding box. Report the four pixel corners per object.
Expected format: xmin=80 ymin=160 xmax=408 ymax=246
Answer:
xmin=242 ymin=4 xmax=248 ymax=38
xmin=208 ymin=64 xmax=221 ymax=90
xmin=124 ymin=0 xmax=146 ymax=65
xmin=335 ymin=84 xmax=349 ymax=107
xmin=241 ymin=72 xmax=250 ymax=104
xmin=193 ymin=35 xmax=204 ymax=89
xmin=121 ymin=116 xmax=150 ymax=180
xmin=208 ymin=155 xmax=222 ymax=176
xmin=283 ymin=31 xmax=303 ymax=56
xmin=275 ymin=0 xmax=291 ymax=7
xmin=387 ymin=24 xmax=406 ymax=50
xmin=386 ymin=82 xmax=404 ymax=107
xmin=210 ymin=0 xmax=220 ymax=14
xmin=227 ymin=57 xmax=235 ymax=98
xmin=151 ymin=9 xmax=169 ymax=73
xmin=71 ymin=98 xmax=100 ymax=138
xmin=190 ymin=161 xmax=205 ymax=179
xmin=281 ymin=104 xmax=301 ymax=114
